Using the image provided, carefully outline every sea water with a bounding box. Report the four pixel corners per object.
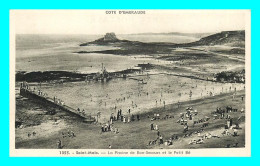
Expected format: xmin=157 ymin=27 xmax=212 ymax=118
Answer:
xmin=15 ymin=34 xmax=200 ymax=73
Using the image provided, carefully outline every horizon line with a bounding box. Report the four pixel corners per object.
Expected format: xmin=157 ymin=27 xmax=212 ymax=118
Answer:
xmin=15 ymin=29 xmax=245 ymax=36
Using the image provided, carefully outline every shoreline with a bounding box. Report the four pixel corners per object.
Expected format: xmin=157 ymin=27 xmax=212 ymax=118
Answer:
xmin=15 ymin=67 xmax=245 ymax=84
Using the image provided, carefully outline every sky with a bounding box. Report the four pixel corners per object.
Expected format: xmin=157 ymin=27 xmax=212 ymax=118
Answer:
xmin=11 ymin=10 xmax=248 ymax=34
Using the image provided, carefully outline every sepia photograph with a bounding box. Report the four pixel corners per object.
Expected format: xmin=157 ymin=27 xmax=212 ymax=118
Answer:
xmin=9 ymin=10 xmax=251 ymax=157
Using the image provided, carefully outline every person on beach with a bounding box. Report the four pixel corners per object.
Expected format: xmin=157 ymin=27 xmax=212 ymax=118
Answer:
xmin=227 ymin=120 xmax=231 ymax=128
xmin=184 ymin=125 xmax=189 ymax=133
xmin=131 ymin=114 xmax=135 ymax=121
xmin=57 ymin=139 xmax=62 ymax=149
xmin=137 ymin=114 xmax=140 ymax=121
xmin=233 ymin=128 xmax=238 ymax=136
xmin=110 ymin=114 xmax=113 ymax=124
xmin=107 ymin=124 xmax=111 ymax=131
xmin=155 ymin=124 xmax=158 ymax=131
xmin=168 ymin=138 xmax=173 ymax=146
xmin=70 ymin=131 xmax=75 ymax=137
xmin=117 ymin=111 xmax=120 ymax=120
xmin=189 ymin=114 xmax=192 ymax=120
xmin=157 ymin=130 xmax=160 ymax=137
xmin=101 ymin=125 xmax=104 ymax=132
xmin=151 ymin=123 xmax=154 ymax=130
xmin=159 ymin=135 xmax=163 ymax=145
xmin=241 ymin=108 xmax=244 ymax=113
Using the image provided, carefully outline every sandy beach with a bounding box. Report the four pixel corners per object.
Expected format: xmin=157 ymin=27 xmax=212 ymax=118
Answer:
xmin=15 ymin=88 xmax=245 ymax=149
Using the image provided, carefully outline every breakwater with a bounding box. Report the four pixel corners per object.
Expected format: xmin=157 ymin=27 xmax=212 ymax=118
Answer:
xmin=19 ymin=82 xmax=96 ymax=123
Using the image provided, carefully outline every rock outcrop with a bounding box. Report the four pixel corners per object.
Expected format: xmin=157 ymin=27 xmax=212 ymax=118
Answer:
xmin=103 ymin=32 xmax=119 ymax=42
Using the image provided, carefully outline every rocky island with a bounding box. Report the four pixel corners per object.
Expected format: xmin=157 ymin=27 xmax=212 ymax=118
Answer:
xmin=80 ymin=32 xmax=119 ymax=46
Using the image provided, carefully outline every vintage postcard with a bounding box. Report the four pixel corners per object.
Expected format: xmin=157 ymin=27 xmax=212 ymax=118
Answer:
xmin=9 ymin=10 xmax=251 ymax=157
